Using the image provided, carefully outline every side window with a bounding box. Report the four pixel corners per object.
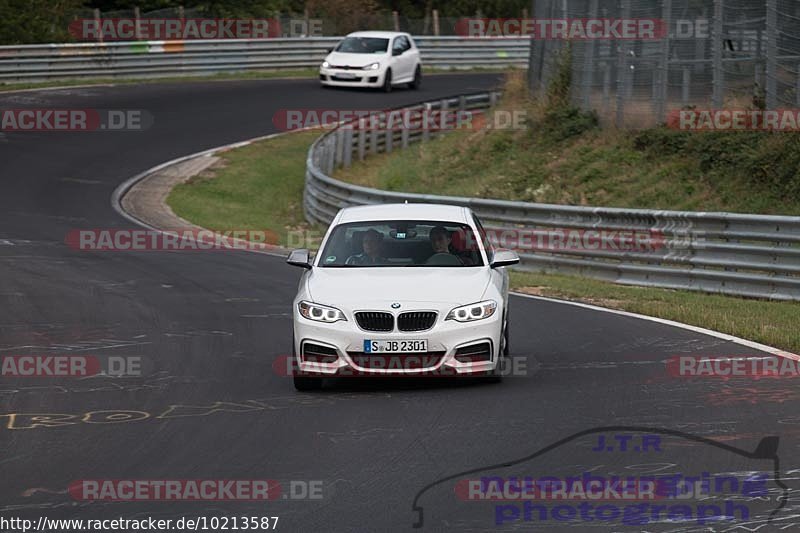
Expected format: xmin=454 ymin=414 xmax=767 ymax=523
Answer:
xmin=393 ymin=37 xmax=405 ymax=53
xmin=472 ymin=214 xmax=494 ymax=263
xmin=401 ymin=36 xmax=411 ymax=51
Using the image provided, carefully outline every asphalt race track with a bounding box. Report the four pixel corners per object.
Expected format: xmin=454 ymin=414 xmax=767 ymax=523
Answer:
xmin=1 ymin=74 xmax=799 ymax=532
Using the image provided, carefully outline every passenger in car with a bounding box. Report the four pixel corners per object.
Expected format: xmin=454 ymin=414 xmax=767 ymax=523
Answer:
xmin=427 ymin=226 xmax=467 ymax=265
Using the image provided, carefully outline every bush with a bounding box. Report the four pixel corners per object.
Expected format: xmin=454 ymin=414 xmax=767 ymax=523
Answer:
xmin=633 ymin=125 xmax=800 ymax=199
xmin=536 ymin=106 xmax=599 ymax=143
xmin=632 ymin=128 xmax=690 ymax=154
xmin=546 ymin=43 xmax=572 ymax=109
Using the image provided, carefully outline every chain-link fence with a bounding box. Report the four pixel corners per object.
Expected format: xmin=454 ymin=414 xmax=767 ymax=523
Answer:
xmin=529 ymin=0 xmax=797 ymax=127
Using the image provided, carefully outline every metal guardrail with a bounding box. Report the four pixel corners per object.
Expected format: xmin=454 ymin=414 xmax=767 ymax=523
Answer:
xmin=304 ymin=91 xmax=800 ymax=301
xmin=0 ymin=37 xmax=529 ymax=82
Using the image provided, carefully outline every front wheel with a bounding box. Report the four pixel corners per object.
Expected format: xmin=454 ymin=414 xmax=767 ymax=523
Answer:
xmin=481 ymin=313 xmax=509 ymax=383
xmin=502 ymin=310 xmax=510 ymax=356
xmin=294 ymin=376 xmax=322 ymax=391
xmin=292 ymin=332 xmax=322 ymax=391
xmin=408 ymin=65 xmax=422 ymax=90
xmin=382 ymin=69 xmax=393 ymax=93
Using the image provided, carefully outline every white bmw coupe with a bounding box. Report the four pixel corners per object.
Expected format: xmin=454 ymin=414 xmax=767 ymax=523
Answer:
xmin=286 ymin=203 xmax=519 ymax=390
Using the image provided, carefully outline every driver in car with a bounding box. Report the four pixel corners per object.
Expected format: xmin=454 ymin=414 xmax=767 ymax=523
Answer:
xmin=346 ymin=229 xmax=385 ymax=265
xmin=429 ymin=225 xmax=452 ymax=255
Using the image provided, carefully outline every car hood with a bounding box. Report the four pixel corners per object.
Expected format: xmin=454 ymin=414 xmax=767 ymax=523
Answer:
xmin=325 ymin=51 xmax=387 ymax=68
xmin=305 ymin=267 xmax=491 ymax=308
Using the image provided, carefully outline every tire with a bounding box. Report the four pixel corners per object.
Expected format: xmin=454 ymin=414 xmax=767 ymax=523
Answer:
xmin=481 ymin=363 xmax=503 ymax=383
xmin=481 ymin=312 xmax=509 ymax=384
xmin=382 ymin=69 xmax=393 ymax=93
xmin=294 ymin=376 xmax=323 ymax=391
xmin=502 ymin=310 xmax=510 ymax=357
xmin=408 ymin=65 xmax=422 ymax=90
xmin=292 ymin=333 xmax=322 ymax=391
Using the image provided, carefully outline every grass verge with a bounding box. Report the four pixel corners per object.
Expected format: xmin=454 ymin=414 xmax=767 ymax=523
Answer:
xmin=333 ymin=73 xmax=800 ymax=215
xmin=166 ymin=127 xmax=800 ymax=354
xmin=167 ymin=129 xmax=321 ymax=246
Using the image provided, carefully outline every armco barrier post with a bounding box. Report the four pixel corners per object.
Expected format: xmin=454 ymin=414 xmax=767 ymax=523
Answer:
xmin=342 ymin=128 xmax=352 ymax=168
xmin=358 ymin=122 xmax=366 ymax=161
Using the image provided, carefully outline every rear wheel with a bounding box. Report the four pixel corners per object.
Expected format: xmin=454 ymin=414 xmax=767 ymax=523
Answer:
xmin=382 ymin=69 xmax=393 ymax=93
xmin=408 ymin=65 xmax=422 ymax=89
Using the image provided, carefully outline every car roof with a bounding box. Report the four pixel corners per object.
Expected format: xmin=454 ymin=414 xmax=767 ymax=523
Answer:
xmin=345 ymin=31 xmax=410 ymax=39
xmin=336 ymin=203 xmax=469 ymax=224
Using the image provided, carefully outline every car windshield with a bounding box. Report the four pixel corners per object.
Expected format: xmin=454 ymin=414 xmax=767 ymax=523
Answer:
xmin=319 ymin=220 xmax=485 ymax=267
xmin=335 ymin=37 xmax=389 ymax=54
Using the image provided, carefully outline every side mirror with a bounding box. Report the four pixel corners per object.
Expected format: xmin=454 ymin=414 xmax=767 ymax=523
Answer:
xmin=287 ymin=249 xmax=312 ymax=269
xmin=490 ymin=249 xmax=519 ymax=269
xmin=392 ymin=48 xmax=403 ymax=56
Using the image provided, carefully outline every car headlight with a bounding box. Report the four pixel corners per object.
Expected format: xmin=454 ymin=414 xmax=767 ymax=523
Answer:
xmin=321 ymin=60 xmax=330 ymax=68
xmin=362 ymin=62 xmax=380 ymax=70
xmin=298 ymin=301 xmax=347 ymax=323
xmin=445 ymin=300 xmax=497 ymax=322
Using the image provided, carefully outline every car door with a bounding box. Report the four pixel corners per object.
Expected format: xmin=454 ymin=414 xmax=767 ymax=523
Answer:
xmin=391 ymin=36 xmax=413 ymax=81
xmin=406 ymin=35 xmax=421 ymax=72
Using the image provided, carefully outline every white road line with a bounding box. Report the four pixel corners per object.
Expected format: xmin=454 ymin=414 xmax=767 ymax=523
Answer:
xmin=511 ymin=291 xmax=798 ymax=359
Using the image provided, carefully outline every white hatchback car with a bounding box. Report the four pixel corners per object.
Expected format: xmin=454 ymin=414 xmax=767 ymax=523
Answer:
xmin=319 ymin=31 xmax=422 ymax=92
xmin=286 ymin=204 xmax=519 ymax=390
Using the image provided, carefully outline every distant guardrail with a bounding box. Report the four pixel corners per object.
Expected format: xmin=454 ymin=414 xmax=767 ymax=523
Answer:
xmin=0 ymin=37 xmax=529 ymax=82
xmin=304 ymin=91 xmax=800 ymax=301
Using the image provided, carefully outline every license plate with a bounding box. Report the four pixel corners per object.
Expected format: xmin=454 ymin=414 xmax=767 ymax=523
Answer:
xmin=336 ymin=72 xmax=356 ymax=79
xmin=364 ymin=340 xmax=428 ymax=353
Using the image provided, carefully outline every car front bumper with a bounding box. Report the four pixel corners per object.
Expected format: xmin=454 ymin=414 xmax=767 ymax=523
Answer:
xmin=292 ymin=308 xmax=502 ymax=377
xmin=319 ymin=68 xmax=385 ymax=87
